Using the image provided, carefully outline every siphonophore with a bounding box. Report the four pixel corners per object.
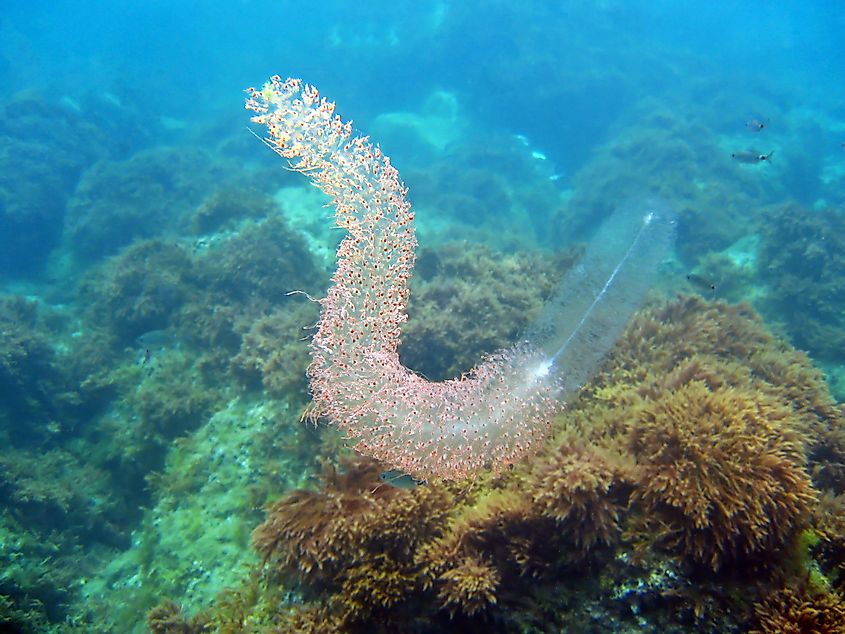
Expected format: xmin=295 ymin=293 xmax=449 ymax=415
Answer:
xmin=246 ymin=77 xmax=676 ymax=480
xmin=524 ymin=198 xmax=676 ymax=393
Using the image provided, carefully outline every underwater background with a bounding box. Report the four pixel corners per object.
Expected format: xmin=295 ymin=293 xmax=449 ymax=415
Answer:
xmin=2 ymin=1 xmax=845 ymax=632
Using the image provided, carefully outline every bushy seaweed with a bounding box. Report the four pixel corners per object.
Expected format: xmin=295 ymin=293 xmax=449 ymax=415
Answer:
xmin=183 ymin=296 xmax=845 ymax=632
xmin=0 ymin=92 xmax=111 ymax=276
xmin=757 ymin=202 xmax=845 ymax=364
xmin=401 ymin=242 xmax=572 ymax=380
xmin=65 ymin=147 xmax=243 ymax=261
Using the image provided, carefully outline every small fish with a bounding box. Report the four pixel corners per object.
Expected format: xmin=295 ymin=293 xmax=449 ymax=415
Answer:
xmin=745 ymin=119 xmax=767 ymax=132
xmin=135 ymin=329 xmax=177 ymax=350
xmin=686 ymin=273 xmax=717 ymax=296
xmin=513 ymin=134 xmax=565 ymax=184
xmin=379 ymin=470 xmax=425 ymax=490
xmin=731 ymin=150 xmax=773 ymax=164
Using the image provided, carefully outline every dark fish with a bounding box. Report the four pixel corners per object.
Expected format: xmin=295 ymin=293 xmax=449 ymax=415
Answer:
xmin=731 ymin=150 xmax=773 ymax=164
xmin=686 ymin=273 xmax=716 ymax=296
xmin=379 ymin=470 xmax=425 ymax=489
xmin=745 ymin=119 xmax=767 ymax=132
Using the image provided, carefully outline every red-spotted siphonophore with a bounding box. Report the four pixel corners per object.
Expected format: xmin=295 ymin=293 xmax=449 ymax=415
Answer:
xmin=245 ymin=77 xmax=675 ymax=480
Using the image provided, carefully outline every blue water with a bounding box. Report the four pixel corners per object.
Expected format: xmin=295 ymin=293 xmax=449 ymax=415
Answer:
xmin=2 ymin=1 xmax=845 ymax=631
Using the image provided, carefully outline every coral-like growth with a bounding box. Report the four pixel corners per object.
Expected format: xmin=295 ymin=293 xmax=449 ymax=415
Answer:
xmin=546 ymin=297 xmax=839 ymax=591
xmin=130 ymin=353 xmax=222 ymax=440
xmin=0 ymin=294 xmax=108 ymax=442
xmin=147 ymin=599 xmax=210 ymax=633
xmin=190 ymin=188 xmax=275 ymax=234
xmin=230 ymin=303 xmax=319 ymax=398
xmin=437 ymin=554 xmax=500 ymax=616
xmin=814 ymin=492 xmax=845 ymax=592
xmin=254 ymin=458 xmax=451 ymax=575
xmin=193 ymin=215 xmax=322 ymax=312
xmin=268 ymin=604 xmax=343 ymax=634
xmin=602 ymin=295 xmax=845 ymax=492
xmin=0 ymin=445 xmax=130 ymax=626
xmin=0 ymin=448 xmax=124 ymax=537
xmin=252 ymin=459 xmax=553 ymax=627
xmin=629 ymin=379 xmax=816 ymax=570
xmin=0 ymin=296 xmax=66 ymax=438
xmin=336 ymin=559 xmax=419 ymax=622
xmin=186 ymin=297 xmax=844 ymax=632
xmin=253 ymin=458 xmax=454 ymax=625
xmin=750 ymin=587 xmax=845 ymax=634
xmin=65 ymin=146 xmax=241 ymax=260
xmin=0 ymin=92 xmax=108 ymax=274
xmin=79 ymin=239 xmax=192 ymax=343
xmin=400 ymin=242 xmax=570 ymax=381
xmin=758 ymin=201 xmax=845 ymax=364
xmin=170 ymin=214 xmax=325 ymax=383
xmin=532 ymin=443 xmax=634 ymax=554
xmin=253 ymin=459 xmax=392 ymax=581
xmin=418 ymin=487 xmax=545 ymax=581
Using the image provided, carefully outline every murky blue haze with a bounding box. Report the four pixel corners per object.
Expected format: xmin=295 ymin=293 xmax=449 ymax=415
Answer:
xmin=1 ymin=1 xmax=844 ymax=632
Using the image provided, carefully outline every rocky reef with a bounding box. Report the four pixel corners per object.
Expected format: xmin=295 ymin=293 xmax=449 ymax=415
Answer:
xmin=155 ymin=296 xmax=845 ymax=633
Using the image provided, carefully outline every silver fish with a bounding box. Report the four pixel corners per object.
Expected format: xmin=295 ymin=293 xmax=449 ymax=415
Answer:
xmin=379 ymin=470 xmax=425 ymax=489
xmin=745 ymin=119 xmax=767 ymax=132
xmin=731 ymin=150 xmax=773 ymax=164
xmin=686 ymin=273 xmax=717 ymax=298
xmin=136 ymin=329 xmax=177 ymax=350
